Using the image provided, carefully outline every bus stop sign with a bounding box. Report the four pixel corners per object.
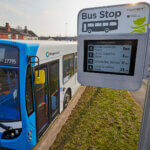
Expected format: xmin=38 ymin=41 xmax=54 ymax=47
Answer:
xmin=78 ymin=3 xmax=150 ymax=35
xmin=77 ymin=3 xmax=150 ymax=91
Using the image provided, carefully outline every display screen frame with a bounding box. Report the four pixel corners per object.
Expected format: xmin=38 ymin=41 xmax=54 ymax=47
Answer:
xmin=84 ymin=39 xmax=138 ymax=76
xmin=0 ymin=44 xmax=19 ymax=67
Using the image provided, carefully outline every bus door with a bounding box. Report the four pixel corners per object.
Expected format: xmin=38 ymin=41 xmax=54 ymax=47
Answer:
xmin=48 ymin=60 xmax=59 ymax=121
xmin=34 ymin=65 xmax=49 ymax=138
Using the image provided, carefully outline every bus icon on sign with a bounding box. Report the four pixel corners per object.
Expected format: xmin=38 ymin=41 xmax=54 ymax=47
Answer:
xmin=82 ymin=20 xmax=118 ymax=33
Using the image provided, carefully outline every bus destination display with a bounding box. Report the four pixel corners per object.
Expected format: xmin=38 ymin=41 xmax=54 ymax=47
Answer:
xmin=0 ymin=45 xmax=19 ymax=66
xmin=84 ymin=40 xmax=137 ymax=75
xmin=0 ymin=48 xmax=5 ymax=62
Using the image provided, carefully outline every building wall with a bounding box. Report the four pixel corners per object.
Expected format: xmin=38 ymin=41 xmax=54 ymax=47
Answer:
xmin=23 ymin=36 xmax=31 ymax=40
xmin=31 ymin=37 xmax=38 ymax=40
xmin=12 ymin=34 xmax=16 ymax=39
xmin=0 ymin=34 xmax=37 ymax=40
xmin=12 ymin=34 xmax=23 ymax=40
xmin=0 ymin=34 xmax=24 ymax=40
xmin=23 ymin=36 xmax=38 ymax=40
xmin=18 ymin=35 xmax=23 ymax=40
xmin=0 ymin=34 xmax=8 ymax=39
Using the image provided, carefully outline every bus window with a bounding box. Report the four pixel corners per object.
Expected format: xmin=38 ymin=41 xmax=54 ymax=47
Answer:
xmin=74 ymin=53 xmax=77 ymax=73
xmin=0 ymin=68 xmax=20 ymax=121
xmin=110 ymin=21 xmax=117 ymax=26
xmin=95 ymin=22 xmax=102 ymax=27
xmin=25 ymin=65 xmax=34 ymax=116
xmin=63 ymin=54 xmax=74 ymax=83
xmin=88 ymin=23 xmax=94 ymax=27
xmin=10 ymin=71 xmax=17 ymax=90
xmin=103 ymin=22 xmax=109 ymax=26
xmin=0 ymin=69 xmax=9 ymax=96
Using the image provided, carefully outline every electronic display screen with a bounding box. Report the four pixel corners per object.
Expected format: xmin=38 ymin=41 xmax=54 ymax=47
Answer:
xmin=0 ymin=44 xmax=19 ymax=66
xmin=84 ymin=40 xmax=138 ymax=75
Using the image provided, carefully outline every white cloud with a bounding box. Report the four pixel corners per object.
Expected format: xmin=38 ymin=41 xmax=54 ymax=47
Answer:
xmin=0 ymin=1 xmax=32 ymax=29
xmin=0 ymin=0 xmax=149 ymax=36
xmin=0 ymin=1 xmax=26 ymax=17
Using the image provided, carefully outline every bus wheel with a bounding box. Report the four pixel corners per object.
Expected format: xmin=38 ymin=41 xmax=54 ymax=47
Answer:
xmin=63 ymin=91 xmax=71 ymax=110
xmin=104 ymin=28 xmax=109 ymax=33
xmin=88 ymin=29 xmax=92 ymax=33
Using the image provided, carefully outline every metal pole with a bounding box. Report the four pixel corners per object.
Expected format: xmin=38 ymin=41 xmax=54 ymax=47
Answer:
xmin=138 ymin=80 xmax=150 ymax=150
xmin=65 ymin=22 xmax=68 ymax=37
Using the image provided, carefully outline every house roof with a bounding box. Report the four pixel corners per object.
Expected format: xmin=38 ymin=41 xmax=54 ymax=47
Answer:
xmin=16 ymin=29 xmax=38 ymax=37
xmin=0 ymin=26 xmax=38 ymax=37
xmin=28 ymin=30 xmax=37 ymax=37
xmin=0 ymin=26 xmax=20 ymax=35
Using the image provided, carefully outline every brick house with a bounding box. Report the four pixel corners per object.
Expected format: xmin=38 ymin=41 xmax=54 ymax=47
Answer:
xmin=0 ymin=23 xmax=23 ymax=40
xmin=17 ymin=26 xmax=38 ymax=40
xmin=0 ymin=23 xmax=38 ymax=40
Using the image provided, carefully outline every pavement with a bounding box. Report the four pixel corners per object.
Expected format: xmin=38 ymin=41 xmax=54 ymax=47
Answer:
xmin=130 ymin=80 xmax=148 ymax=110
xmin=33 ymin=86 xmax=86 ymax=150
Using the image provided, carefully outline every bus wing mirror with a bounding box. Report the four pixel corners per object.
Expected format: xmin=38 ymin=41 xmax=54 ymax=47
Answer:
xmin=34 ymin=70 xmax=45 ymax=84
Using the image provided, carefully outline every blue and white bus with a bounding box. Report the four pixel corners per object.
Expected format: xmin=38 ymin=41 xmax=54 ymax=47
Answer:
xmin=82 ymin=20 xmax=118 ymax=33
xmin=0 ymin=40 xmax=80 ymax=150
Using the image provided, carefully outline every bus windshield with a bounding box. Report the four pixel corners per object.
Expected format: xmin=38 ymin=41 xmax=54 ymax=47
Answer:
xmin=0 ymin=68 xmax=20 ymax=121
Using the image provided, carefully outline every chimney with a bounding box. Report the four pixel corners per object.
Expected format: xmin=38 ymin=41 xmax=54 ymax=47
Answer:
xmin=5 ymin=22 xmax=10 ymax=32
xmin=24 ymin=26 xmax=28 ymax=33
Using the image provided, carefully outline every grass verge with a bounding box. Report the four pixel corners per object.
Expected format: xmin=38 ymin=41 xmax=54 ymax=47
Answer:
xmin=50 ymin=87 xmax=142 ymax=150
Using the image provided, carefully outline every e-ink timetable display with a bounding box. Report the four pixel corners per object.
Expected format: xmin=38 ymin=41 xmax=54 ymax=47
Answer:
xmin=84 ymin=40 xmax=137 ymax=75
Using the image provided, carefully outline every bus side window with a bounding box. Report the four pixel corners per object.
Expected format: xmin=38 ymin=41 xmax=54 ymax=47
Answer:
xmin=74 ymin=52 xmax=77 ymax=73
xmin=25 ymin=65 xmax=34 ymax=116
xmin=63 ymin=54 xmax=74 ymax=83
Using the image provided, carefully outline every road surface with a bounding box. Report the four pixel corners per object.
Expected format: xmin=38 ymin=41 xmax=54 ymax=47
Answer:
xmin=130 ymin=80 xmax=148 ymax=110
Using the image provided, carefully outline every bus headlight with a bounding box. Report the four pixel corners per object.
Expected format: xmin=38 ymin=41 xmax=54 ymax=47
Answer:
xmin=2 ymin=128 xmax=22 ymax=139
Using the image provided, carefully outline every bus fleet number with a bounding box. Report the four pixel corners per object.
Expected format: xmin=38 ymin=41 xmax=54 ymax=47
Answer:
xmin=4 ymin=58 xmax=17 ymax=65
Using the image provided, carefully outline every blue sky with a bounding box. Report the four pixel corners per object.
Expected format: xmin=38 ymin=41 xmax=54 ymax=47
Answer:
xmin=0 ymin=0 xmax=149 ymax=36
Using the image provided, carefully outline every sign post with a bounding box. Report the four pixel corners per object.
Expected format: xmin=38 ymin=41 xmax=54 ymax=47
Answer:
xmin=77 ymin=3 xmax=150 ymax=91
xmin=138 ymin=80 xmax=150 ymax=150
xmin=77 ymin=2 xmax=150 ymax=150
